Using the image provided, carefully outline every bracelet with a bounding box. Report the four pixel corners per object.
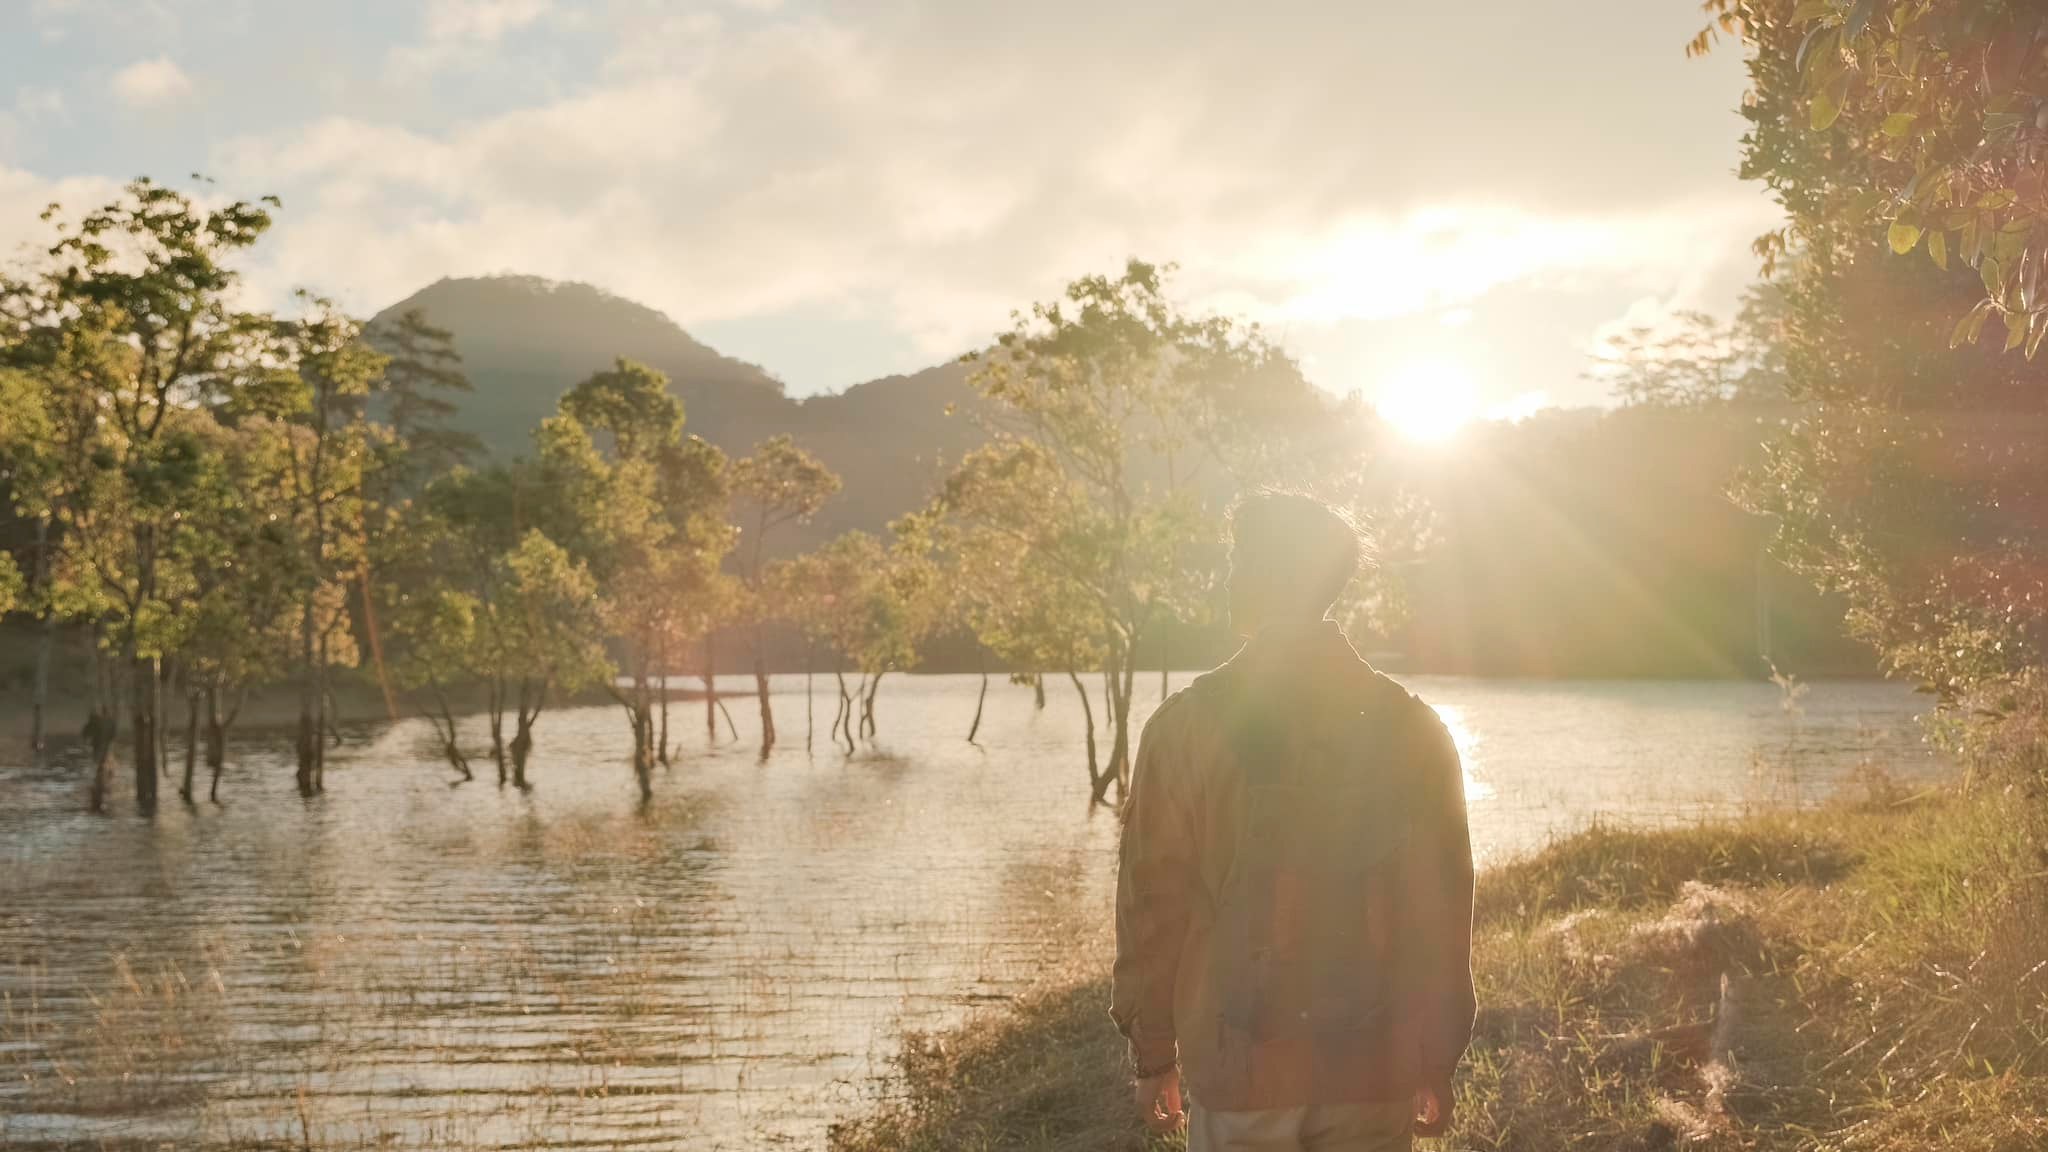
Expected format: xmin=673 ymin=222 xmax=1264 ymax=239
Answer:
xmin=1134 ymin=1058 xmax=1179 ymax=1079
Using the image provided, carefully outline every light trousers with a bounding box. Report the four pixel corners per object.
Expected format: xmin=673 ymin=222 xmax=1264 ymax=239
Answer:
xmin=1187 ymin=1101 xmax=1413 ymax=1152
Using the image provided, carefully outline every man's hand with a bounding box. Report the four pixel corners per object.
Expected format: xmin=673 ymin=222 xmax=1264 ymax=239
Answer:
xmin=1413 ymin=1073 xmax=1454 ymax=1137
xmin=1134 ymin=1067 xmax=1184 ymax=1133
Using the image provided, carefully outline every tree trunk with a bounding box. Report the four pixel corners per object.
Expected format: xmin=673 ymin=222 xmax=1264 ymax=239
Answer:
xmin=1110 ymin=636 xmax=1139 ymax=799
xmin=863 ymin=672 xmax=883 ymax=740
xmin=805 ymin=643 xmax=815 ymax=753
xmin=633 ymin=690 xmax=653 ymax=803
xmin=488 ymin=676 xmax=508 ymax=785
xmin=86 ymin=638 xmax=118 ymax=813
xmin=131 ymin=650 xmax=158 ymax=815
xmin=831 ymin=665 xmax=848 ymax=744
xmin=1160 ymin=633 xmax=1170 ymax=699
xmin=295 ymin=592 xmax=319 ymax=796
xmin=129 ymin=520 xmax=161 ymax=814
xmin=158 ymin=659 xmax=174 ymax=778
xmin=429 ymin=686 xmax=470 ymax=781
xmin=967 ymin=646 xmax=989 ymax=744
xmin=839 ymin=671 xmax=861 ymax=753
xmin=658 ymin=658 xmax=671 ymax=765
xmin=753 ymin=626 xmax=776 ymax=755
xmin=1034 ymin=672 xmax=1046 ymax=711
xmin=30 ymin=514 xmax=51 ymax=758
xmin=179 ymin=688 xmax=199 ymax=804
xmin=511 ymin=712 xmax=534 ymax=791
xmin=702 ymin=634 xmax=719 ymax=743
xmin=1069 ymin=667 xmax=1102 ymax=801
xmin=206 ymin=687 xmax=228 ymax=802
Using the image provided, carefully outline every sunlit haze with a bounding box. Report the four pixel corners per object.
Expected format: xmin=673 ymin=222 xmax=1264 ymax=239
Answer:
xmin=1376 ymin=358 xmax=1483 ymax=444
xmin=0 ymin=0 xmax=1771 ymax=408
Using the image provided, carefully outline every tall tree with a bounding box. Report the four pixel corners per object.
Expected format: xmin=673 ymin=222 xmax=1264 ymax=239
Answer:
xmin=947 ymin=260 xmax=1324 ymax=802
xmin=0 ymin=179 xmax=275 ymax=813
xmin=268 ymin=298 xmax=385 ymax=796
xmin=542 ymin=359 xmax=729 ymax=797
xmin=1702 ymin=0 xmax=2048 ymax=703
xmin=729 ymin=435 xmax=840 ymax=755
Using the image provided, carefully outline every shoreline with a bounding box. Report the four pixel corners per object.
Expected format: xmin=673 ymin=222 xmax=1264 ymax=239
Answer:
xmin=829 ymin=765 xmax=2048 ymax=1152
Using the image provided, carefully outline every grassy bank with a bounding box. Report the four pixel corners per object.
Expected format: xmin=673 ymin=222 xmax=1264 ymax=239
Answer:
xmin=830 ymin=764 xmax=2048 ymax=1152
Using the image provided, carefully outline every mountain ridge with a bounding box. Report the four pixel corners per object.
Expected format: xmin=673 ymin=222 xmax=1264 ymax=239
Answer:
xmin=369 ymin=274 xmax=987 ymax=548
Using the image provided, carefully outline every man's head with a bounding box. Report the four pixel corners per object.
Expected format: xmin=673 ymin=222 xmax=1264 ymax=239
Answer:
xmin=1226 ymin=493 xmax=1365 ymax=637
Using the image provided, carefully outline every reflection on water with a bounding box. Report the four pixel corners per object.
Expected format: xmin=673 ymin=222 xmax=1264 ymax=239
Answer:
xmin=0 ymin=674 xmax=1940 ymax=1148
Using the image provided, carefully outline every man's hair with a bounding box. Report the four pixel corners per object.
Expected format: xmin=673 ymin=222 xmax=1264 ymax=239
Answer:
xmin=1227 ymin=492 xmax=1367 ymax=618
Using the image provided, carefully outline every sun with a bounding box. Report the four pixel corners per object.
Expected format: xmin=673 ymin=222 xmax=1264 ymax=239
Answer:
xmin=1375 ymin=358 xmax=1481 ymax=444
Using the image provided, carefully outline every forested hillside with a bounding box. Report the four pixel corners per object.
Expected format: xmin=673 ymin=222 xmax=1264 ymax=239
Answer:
xmin=369 ymin=277 xmax=987 ymax=550
xmin=368 ymin=276 xmax=1869 ymax=679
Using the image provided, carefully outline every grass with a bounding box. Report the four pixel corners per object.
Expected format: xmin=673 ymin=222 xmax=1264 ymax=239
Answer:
xmin=829 ymin=763 xmax=2048 ymax=1152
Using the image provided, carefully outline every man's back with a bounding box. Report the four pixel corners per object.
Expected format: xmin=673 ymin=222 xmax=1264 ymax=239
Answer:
xmin=1111 ymin=620 xmax=1475 ymax=1127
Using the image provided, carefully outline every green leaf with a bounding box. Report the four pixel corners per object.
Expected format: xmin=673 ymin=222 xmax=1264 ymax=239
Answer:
xmin=2004 ymin=309 xmax=2029 ymax=352
xmin=1978 ymin=188 xmax=2020 ymax=210
xmin=2029 ymin=311 xmax=2048 ymax=360
xmin=1811 ymin=86 xmax=1843 ymax=131
xmin=1796 ymin=25 xmax=1831 ymax=72
xmin=1791 ymin=0 xmax=1833 ymax=22
xmin=1843 ymin=0 xmax=1874 ymax=40
xmin=1982 ymin=255 xmax=2004 ymax=296
xmin=1952 ymin=300 xmax=1994 ymax=348
xmin=1888 ymin=221 xmax=1923 ymax=254
xmin=1929 ymin=229 xmax=1949 ymax=270
xmin=1882 ymin=112 xmax=1918 ymax=137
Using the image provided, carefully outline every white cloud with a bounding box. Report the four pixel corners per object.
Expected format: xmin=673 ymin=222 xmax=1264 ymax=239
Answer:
xmin=389 ymin=0 xmax=556 ymax=77
xmin=156 ymin=0 xmax=1772 ymax=401
xmin=111 ymin=56 xmax=192 ymax=107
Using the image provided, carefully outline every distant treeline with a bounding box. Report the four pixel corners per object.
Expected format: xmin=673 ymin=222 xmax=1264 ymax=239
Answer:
xmin=0 ymin=182 xmax=1880 ymax=823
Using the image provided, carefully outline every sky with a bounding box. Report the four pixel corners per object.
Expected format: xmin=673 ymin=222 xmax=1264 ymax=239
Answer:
xmin=0 ymin=0 xmax=1777 ymax=412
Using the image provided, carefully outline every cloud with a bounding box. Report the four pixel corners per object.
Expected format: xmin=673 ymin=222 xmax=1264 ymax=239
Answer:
xmin=174 ymin=0 xmax=1774 ymax=400
xmin=111 ymin=56 xmax=192 ymax=107
xmin=389 ymin=0 xmax=556 ymax=77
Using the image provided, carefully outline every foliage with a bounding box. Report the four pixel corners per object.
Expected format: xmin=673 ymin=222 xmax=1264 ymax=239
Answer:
xmin=1701 ymin=0 xmax=2048 ymax=700
xmin=945 ymin=259 xmax=1335 ymax=800
xmin=540 ymin=359 xmax=731 ymax=790
xmin=1587 ymin=291 xmax=1791 ymax=408
xmin=1699 ymin=0 xmax=2048 ymax=355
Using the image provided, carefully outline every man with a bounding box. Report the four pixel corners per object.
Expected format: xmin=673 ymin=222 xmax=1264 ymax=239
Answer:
xmin=1111 ymin=493 xmax=1476 ymax=1151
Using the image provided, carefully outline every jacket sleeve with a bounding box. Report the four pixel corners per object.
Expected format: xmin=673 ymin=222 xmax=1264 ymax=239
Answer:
xmin=1110 ymin=700 xmax=1197 ymax=1077
xmin=1394 ymin=708 xmax=1477 ymax=1081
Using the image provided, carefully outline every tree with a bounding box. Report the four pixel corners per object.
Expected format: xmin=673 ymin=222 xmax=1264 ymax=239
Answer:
xmin=795 ymin=528 xmax=939 ymax=752
xmin=729 ymin=435 xmax=840 ymax=755
xmin=1697 ymin=0 xmax=2048 ymax=354
xmin=265 ymin=298 xmax=385 ymax=796
xmin=364 ymin=308 xmax=480 ymax=494
xmin=1701 ymin=0 xmax=2048 ymax=704
xmin=1 ymin=179 xmax=275 ymax=814
xmin=945 ymin=260 xmax=1326 ymax=802
xmin=0 ymin=365 xmax=61 ymax=756
xmin=168 ymin=416 xmax=297 ymax=802
xmin=494 ymin=531 xmax=610 ymax=787
xmin=542 ymin=359 xmax=729 ymax=798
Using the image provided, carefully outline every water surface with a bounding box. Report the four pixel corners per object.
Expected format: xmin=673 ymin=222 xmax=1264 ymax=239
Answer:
xmin=0 ymin=674 xmax=1941 ymax=1148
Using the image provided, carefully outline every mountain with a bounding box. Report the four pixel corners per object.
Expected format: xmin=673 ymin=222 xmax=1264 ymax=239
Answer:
xmin=369 ymin=276 xmax=986 ymax=549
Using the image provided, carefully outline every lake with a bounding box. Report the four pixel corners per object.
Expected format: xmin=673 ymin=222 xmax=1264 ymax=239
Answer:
xmin=0 ymin=673 xmax=1943 ymax=1149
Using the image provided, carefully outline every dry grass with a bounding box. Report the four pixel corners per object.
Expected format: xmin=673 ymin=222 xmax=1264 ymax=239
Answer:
xmin=833 ymin=765 xmax=2048 ymax=1152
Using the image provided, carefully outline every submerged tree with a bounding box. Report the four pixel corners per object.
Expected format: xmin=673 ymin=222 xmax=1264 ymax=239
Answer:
xmin=268 ymin=299 xmax=385 ymax=796
xmin=729 ymin=435 xmax=840 ymax=755
xmin=542 ymin=359 xmax=729 ymax=798
xmin=1 ymin=179 xmax=276 ymax=814
xmin=946 ymin=260 xmax=1326 ymax=802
